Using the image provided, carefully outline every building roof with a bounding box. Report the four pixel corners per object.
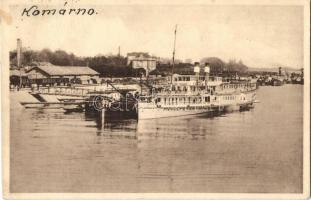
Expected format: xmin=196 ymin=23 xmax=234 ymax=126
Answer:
xmin=10 ymin=69 xmax=27 ymax=77
xmin=27 ymin=65 xmax=99 ymax=76
xmin=31 ymin=61 xmax=53 ymax=66
xmin=127 ymin=52 xmax=157 ymax=59
xmin=127 ymin=52 xmax=150 ymax=57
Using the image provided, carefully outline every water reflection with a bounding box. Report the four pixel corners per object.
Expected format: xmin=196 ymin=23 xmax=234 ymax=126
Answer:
xmin=84 ymin=108 xmax=255 ymax=141
xmin=84 ymin=111 xmax=138 ymax=139
xmin=10 ymin=85 xmax=303 ymax=193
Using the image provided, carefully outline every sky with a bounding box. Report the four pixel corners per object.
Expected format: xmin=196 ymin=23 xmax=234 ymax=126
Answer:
xmin=9 ymin=4 xmax=304 ymax=68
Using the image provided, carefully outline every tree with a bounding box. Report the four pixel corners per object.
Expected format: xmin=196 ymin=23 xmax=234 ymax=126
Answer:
xmin=200 ymin=57 xmax=226 ymax=74
xmin=226 ymin=59 xmax=248 ymax=73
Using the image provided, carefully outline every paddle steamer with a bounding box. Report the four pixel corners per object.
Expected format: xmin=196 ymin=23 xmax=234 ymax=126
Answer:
xmin=138 ymin=63 xmax=257 ymax=120
xmin=137 ymin=25 xmax=257 ymax=120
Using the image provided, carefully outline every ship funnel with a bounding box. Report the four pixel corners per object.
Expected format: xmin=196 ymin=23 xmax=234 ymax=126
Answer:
xmin=204 ymin=63 xmax=210 ymax=74
xmin=194 ymin=62 xmax=200 ymax=73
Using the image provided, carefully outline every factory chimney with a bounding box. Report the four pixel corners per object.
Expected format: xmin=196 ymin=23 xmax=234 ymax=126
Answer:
xmin=17 ymin=38 xmax=22 ymax=68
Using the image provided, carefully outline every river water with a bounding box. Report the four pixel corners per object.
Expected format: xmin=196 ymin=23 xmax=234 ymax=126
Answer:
xmin=10 ymin=85 xmax=303 ymax=193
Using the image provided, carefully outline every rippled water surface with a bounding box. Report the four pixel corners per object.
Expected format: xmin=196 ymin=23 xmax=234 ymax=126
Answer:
xmin=10 ymin=85 xmax=303 ymax=193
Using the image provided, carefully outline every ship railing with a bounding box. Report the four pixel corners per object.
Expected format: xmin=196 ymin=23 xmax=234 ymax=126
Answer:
xmin=155 ymin=90 xmax=211 ymax=96
xmin=157 ymin=102 xmax=219 ymax=109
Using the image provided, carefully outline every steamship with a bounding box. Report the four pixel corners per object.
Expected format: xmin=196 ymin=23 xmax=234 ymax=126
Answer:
xmin=138 ymin=63 xmax=257 ymax=120
xmin=137 ymin=25 xmax=257 ymax=120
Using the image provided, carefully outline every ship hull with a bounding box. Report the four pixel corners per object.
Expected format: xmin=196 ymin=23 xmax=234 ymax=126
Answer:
xmin=138 ymin=106 xmax=223 ymax=120
xmin=224 ymin=102 xmax=254 ymax=112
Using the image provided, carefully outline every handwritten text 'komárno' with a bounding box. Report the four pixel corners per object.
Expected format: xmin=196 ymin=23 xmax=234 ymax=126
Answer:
xmin=21 ymin=2 xmax=97 ymax=17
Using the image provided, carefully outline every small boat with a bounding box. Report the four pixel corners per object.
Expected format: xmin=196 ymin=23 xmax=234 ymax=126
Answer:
xmin=23 ymin=103 xmax=45 ymax=109
xmin=20 ymin=101 xmax=64 ymax=109
xmin=63 ymin=104 xmax=85 ymax=113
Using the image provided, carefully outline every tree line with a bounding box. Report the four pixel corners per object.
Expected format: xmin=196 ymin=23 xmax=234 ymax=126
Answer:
xmin=156 ymin=57 xmax=249 ymax=76
xmin=10 ymin=48 xmax=249 ymax=77
xmin=10 ymin=48 xmax=135 ymax=77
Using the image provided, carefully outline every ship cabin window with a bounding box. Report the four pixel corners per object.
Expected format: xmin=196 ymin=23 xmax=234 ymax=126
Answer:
xmin=179 ymin=77 xmax=183 ymax=81
xmin=205 ymin=96 xmax=210 ymax=102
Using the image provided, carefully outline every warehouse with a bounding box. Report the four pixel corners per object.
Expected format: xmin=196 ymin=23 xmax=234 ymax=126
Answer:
xmin=26 ymin=63 xmax=100 ymax=86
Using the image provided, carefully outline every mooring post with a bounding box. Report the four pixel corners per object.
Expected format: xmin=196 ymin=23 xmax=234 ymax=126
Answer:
xmin=100 ymin=109 xmax=105 ymax=127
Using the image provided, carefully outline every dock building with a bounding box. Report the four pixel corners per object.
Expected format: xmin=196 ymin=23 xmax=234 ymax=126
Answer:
xmin=26 ymin=63 xmax=100 ymax=86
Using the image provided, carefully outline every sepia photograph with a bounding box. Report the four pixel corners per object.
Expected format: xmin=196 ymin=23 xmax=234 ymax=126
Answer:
xmin=1 ymin=0 xmax=310 ymax=199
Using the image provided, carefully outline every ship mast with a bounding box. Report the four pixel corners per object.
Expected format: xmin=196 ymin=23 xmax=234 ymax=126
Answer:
xmin=171 ymin=24 xmax=177 ymax=84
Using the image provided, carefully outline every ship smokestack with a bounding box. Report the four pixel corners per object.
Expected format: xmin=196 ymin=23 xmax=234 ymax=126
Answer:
xmin=194 ymin=62 xmax=200 ymax=75
xmin=204 ymin=63 xmax=210 ymax=91
xmin=17 ymin=38 xmax=22 ymax=68
xmin=204 ymin=63 xmax=210 ymax=74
